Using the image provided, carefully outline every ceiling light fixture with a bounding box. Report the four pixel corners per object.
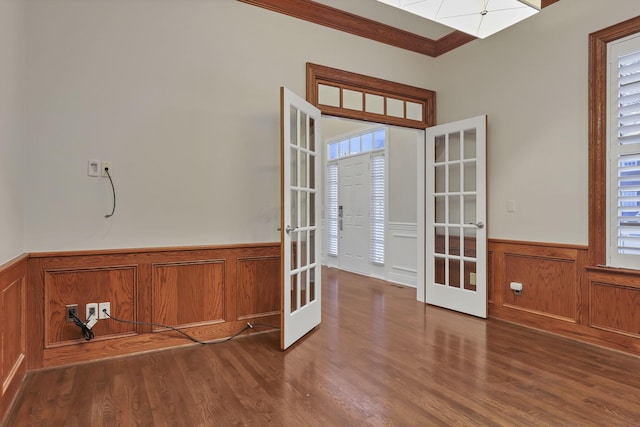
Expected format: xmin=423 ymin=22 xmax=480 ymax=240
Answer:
xmin=377 ymin=0 xmax=541 ymax=39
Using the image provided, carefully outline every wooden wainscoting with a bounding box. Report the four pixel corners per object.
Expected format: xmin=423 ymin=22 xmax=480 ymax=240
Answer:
xmin=45 ymin=266 xmax=137 ymax=347
xmin=236 ymin=256 xmax=280 ymax=320
xmin=489 ymin=240 xmax=587 ymax=323
xmin=587 ymin=268 xmax=640 ymax=339
xmin=152 ymin=261 xmax=225 ymax=330
xmin=0 ymin=254 xmax=28 ymax=423
xmin=27 ymin=244 xmax=280 ymax=368
xmin=489 ymin=240 xmax=640 ymax=355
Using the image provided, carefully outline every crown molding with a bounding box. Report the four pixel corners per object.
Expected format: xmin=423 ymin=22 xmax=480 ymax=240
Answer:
xmin=238 ymin=0 xmax=560 ymax=58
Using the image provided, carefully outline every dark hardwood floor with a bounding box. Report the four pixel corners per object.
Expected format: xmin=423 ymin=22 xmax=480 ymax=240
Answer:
xmin=5 ymin=268 xmax=640 ymax=426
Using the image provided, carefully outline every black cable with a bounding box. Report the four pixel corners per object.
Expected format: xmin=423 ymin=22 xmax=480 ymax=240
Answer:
xmin=104 ymin=167 xmax=116 ymax=218
xmin=70 ymin=312 xmax=95 ymax=341
xmin=249 ymin=323 xmax=280 ymax=330
xmin=102 ymin=310 xmax=264 ymax=345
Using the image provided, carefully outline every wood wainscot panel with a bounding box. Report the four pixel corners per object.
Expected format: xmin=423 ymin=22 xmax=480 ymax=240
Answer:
xmin=487 ymin=249 xmax=494 ymax=304
xmin=29 ymin=243 xmax=281 ymax=368
xmin=503 ymin=253 xmax=576 ymax=320
xmin=45 ymin=266 xmax=137 ymax=347
xmin=236 ymin=256 xmax=280 ymax=320
xmin=152 ymin=260 xmax=226 ymax=330
xmin=0 ymin=254 xmax=28 ymax=423
xmin=588 ymin=268 xmax=640 ymax=338
xmin=486 ymin=241 xmax=640 ymax=356
xmin=489 ymin=240 xmax=584 ymax=323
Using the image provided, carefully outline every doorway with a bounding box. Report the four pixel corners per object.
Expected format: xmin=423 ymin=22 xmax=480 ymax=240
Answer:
xmin=322 ymin=116 xmax=423 ymax=287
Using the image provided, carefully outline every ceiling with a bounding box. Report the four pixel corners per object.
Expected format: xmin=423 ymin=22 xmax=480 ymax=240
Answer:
xmin=238 ymin=0 xmax=560 ymax=57
xmin=313 ymin=0 xmax=453 ymax=40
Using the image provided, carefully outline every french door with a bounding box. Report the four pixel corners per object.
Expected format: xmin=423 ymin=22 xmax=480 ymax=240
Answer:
xmin=422 ymin=115 xmax=487 ymax=318
xmin=280 ymin=87 xmax=322 ymax=349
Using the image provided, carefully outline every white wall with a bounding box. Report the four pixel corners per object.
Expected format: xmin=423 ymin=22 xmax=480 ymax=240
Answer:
xmin=22 ymin=0 xmax=435 ymax=252
xmin=0 ymin=0 xmax=25 ymax=265
xmin=432 ymin=0 xmax=640 ymax=245
xmin=387 ymin=127 xmax=420 ymax=286
xmin=19 ymin=0 xmax=638 ymax=253
xmin=388 ymin=126 xmax=419 ymax=224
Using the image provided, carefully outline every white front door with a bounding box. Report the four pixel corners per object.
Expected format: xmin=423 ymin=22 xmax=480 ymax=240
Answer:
xmin=423 ymin=115 xmax=487 ymax=318
xmin=338 ymin=153 xmax=369 ymax=274
xmin=280 ymin=87 xmax=322 ymax=349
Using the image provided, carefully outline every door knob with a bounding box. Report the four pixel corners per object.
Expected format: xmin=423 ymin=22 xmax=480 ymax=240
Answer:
xmin=285 ymin=225 xmax=298 ymax=234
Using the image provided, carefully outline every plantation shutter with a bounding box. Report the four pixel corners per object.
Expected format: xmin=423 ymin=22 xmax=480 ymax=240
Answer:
xmin=612 ymin=43 xmax=640 ymax=264
xmin=327 ymin=163 xmax=339 ymax=257
xmin=370 ymin=154 xmax=385 ymax=265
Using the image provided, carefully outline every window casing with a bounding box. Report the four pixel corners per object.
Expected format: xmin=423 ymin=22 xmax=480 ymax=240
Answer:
xmin=590 ymin=16 xmax=640 ymax=269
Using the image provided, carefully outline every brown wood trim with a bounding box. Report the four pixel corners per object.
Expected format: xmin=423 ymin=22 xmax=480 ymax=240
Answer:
xmin=238 ymin=0 xmax=560 ymax=58
xmin=237 ymin=0 xmax=440 ymax=57
xmin=501 ymin=303 xmax=577 ymax=323
xmin=586 ymin=264 xmax=640 ymax=277
xmin=44 ymin=266 xmax=138 ymax=348
xmin=41 ymin=316 xmax=279 ymax=368
xmin=307 ymin=62 xmax=436 ymax=129
xmin=151 ymin=260 xmax=226 ymax=331
xmin=489 ymin=239 xmax=640 ymax=356
xmin=588 ymin=16 xmax=640 ymax=267
xmin=0 ymin=254 xmax=28 ymax=424
xmin=28 ymin=242 xmax=279 ymax=258
xmin=0 ymin=253 xmax=29 ymax=271
xmin=491 ymin=307 xmax=640 ymax=355
xmin=26 ymin=244 xmax=281 ymax=368
xmin=434 ymin=31 xmax=476 ymax=57
xmin=488 ymin=238 xmax=588 ymax=251
xmin=489 ymin=239 xmax=586 ymax=327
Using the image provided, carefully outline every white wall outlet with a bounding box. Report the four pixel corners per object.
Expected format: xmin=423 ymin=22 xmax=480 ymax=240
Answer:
xmin=88 ymin=160 xmax=100 ymax=177
xmin=86 ymin=302 xmax=98 ymax=321
xmin=507 ymin=199 xmax=516 ymax=213
xmin=101 ymin=161 xmax=113 ymax=177
xmin=99 ymin=302 xmax=111 ymax=319
xmin=510 ymin=281 xmax=523 ymax=295
xmin=470 ymin=272 xmax=476 ymax=285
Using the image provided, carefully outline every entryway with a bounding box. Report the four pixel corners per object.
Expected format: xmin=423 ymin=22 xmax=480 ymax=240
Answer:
xmin=322 ymin=116 xmax=423 ymax=287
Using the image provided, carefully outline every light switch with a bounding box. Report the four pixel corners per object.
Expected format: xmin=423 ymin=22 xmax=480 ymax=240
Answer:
xmin=507 ymin=199 xmax=516 ymax=212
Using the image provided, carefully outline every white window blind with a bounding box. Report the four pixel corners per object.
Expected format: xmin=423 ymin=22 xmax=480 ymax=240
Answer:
xmin=609 ymin=37 xmax=640 ymax=268
xmin=370 ymin=154 xmax=385 ymax=265
xmin=327 ymin=163 xmax=339 ymax=257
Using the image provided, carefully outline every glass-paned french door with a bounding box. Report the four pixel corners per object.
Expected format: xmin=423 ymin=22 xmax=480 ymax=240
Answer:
xmin=281 ymin=87 xmax=322 ymax=350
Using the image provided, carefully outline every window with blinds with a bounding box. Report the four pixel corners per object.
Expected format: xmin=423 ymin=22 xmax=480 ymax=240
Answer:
xmin=326 ymin=163 xmax=339 ymax=257
xmin=370 ymin=154 xmax=385 ymax=265
xmin=609 ymin=35 xmax=640 ymax=268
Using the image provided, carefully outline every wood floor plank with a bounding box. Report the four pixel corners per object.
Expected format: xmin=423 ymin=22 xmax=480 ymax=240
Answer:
xmin=5 ymin=267 xmax=640 ymax=426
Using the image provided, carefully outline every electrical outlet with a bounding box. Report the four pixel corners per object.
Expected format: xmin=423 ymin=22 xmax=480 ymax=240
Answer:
xmin=66 ymin=304 xmax=78 ymax=323
xmin=101 ymin=161 xmax=112 ymax=177
xmin=99 ymin=302 xmax=111 ymax=319
xmin=86 ymin=303 xmax=98 ymax=321
xmin=470 ymin=272 xmax=476 ymax=285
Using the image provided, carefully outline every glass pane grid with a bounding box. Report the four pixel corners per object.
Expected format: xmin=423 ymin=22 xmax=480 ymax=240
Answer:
xmin=326 ymin=129 xmax=385 ymax=160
